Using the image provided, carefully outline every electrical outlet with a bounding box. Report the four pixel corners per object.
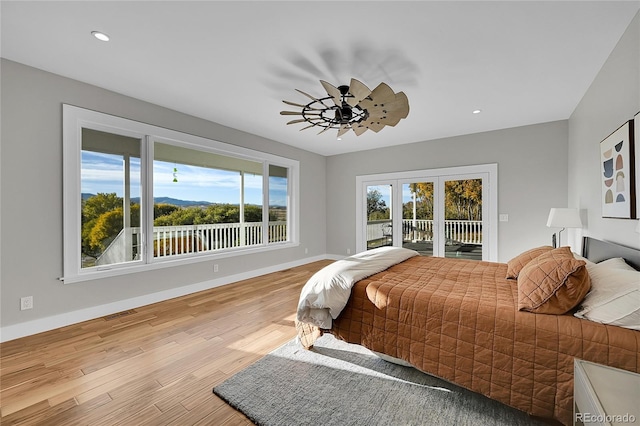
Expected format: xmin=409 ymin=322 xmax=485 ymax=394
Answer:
xmin=499 ymin=214 xmax=509 ymax=222
xmin=213 ymin=264 xmax=219 ymax=273
xmin=20 ymin=296 xmax=33 ymax=311
xmin=304 ymin=248 xmax=308 ymax=254
xmin=347 ymin=248 xmax=351 ymax=255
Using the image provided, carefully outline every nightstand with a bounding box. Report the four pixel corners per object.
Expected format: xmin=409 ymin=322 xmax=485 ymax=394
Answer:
xmin=574 ymin=359 xmax=640 ymax=426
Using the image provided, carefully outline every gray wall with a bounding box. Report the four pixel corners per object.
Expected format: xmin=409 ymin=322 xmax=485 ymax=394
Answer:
xmin=0 ymin=59 xmax=327 ymax=328
xmin=568 ymin=11 xmax=640 ymax=250
xmin=326 ymin=121 xmax=569 ymax=263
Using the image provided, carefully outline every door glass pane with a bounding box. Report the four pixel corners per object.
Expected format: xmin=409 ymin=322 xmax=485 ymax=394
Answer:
xmin=402 ymin=182 xmax=434 ymax=256
xmin=444 ymin=179 xmax=483 ymax=260
xmin=366 ymin=185 xmax=393 ymax=249
xmin=81 ymin=129 xmax=142 ymax=268
xmin=153 ymin=142 xmax=263 ymax=257
xmin=269 ymin=165 xmax=288 ymax=243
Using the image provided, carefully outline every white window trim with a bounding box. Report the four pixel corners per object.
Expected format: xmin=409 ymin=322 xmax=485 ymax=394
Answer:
xmin=62 ymin=105 xmax=299 ymax=283
xmin=355 ymin=164 xmax=498 ymax=261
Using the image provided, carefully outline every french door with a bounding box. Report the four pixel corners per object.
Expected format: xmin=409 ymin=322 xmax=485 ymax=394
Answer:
xmin=356 ymin=164 xmax=498 ymax=261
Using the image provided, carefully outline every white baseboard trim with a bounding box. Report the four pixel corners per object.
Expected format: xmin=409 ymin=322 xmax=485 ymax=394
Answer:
xmin=0 ymin=254 xmax=331 ymax=343
xmin=325 ymin=254 xmax=345 ymax=261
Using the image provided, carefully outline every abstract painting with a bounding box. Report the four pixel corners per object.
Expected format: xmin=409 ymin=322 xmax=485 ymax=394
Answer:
xmin=600 ymin=120 xmax=635 ymax=218
xmin=635 ymin=112 xmax=639 ymax=218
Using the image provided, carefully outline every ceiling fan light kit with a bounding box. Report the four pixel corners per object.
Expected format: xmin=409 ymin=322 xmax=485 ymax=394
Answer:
xmin=280 ymin=78 xmax=409 ymax=138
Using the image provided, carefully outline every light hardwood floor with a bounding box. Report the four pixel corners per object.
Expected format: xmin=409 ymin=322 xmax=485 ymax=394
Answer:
xmin=0 ymin=260 xmax=333 ymax=425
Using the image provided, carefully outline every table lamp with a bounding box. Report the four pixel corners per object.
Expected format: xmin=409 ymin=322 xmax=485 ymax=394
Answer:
xmin=546 ymin=208 xmax=582 ymax=248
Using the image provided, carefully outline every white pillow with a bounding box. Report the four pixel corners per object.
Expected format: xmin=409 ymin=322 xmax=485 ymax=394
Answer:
xmin=596 ymin=257 xmax=636 ymax=271
xmin=574 ymin=265 xmax=640 ymax=330
xmin=573 ymin=254 xmax=634 ymax=279
xmin=572 ymin=252 xmax=596 ymax=266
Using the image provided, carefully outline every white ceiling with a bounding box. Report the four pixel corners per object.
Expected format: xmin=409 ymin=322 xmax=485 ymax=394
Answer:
xmin=2 ymin=1 xmax=639 ymax=156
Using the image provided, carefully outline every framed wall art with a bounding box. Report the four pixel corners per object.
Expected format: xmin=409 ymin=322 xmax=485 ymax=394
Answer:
xmin=600 ymin=120 xmax=635 ymax=219
xmin=635 ymin=112 xmax=639 ymax=218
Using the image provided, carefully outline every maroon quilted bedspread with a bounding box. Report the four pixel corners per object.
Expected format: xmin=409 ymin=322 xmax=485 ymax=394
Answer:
xmin=325 ymin=256 xmax=640 ymax=425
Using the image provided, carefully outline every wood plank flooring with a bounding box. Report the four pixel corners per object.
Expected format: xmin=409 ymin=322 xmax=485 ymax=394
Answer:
xmin=0 ymin=260 xmax=333 ymax=425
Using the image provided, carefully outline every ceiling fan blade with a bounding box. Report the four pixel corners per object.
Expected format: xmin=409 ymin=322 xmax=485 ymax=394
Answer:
xmin=365 ymin=121 xmax=386 ymax=133
xmin=288 ymin=116 xmax=324 ymax=125
xmin=282 ymin=100 xmax=323 ymax=111
xmin=377 ymin=112 xmax=403 ymax=127
xmin=362 ymin=91 xmax=410 ymax=123
xmin=295 ymin=89 xmax=323 ymax=102
xmin=352 ymin=124 xmax=369 ymax=136
xmin=299 ymin=123 xmax=317 ymax=131
xmin=383 ymin=92 xmax=410 ymax=118
xmin=282 ymin=100 xmax=307 ymax=108
xmin=358 ymin=82 xmax=397 ymax=111
xmin=367 ymin=104 xmax=406 ymax=119
xmin=317 ymin=126 xmax=333 ymax=135
xmin=286 ymin=118 xmax=308 ymax=125
xmin=346 ymin=78 xmax=371 ymax=107
xmin=280 ymin=111 xmax=322 ymax=116
xmin=320 ymin=80 xmax=341 ymax=106
xmin=370 ymin=82 xmax=396 ymax=100
xmin=337 ymin=124 xmax=350 ymax=137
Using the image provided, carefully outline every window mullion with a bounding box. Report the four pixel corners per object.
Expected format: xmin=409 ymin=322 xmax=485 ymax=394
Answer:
xmin=262 ymin=162 xmax=269 ymax=246
xmin=144 ymin=136 xmax=155 ymax=263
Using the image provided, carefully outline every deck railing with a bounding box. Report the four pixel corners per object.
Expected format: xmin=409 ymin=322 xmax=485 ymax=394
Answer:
xmin=96 ymin=221 xmax=287 ymax=265
xmin=367 ymin=219 xmax=482 ymax=246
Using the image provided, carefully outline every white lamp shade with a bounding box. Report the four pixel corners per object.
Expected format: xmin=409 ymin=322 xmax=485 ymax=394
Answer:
xmin=546 ymin=208 xmax=582 ymax=228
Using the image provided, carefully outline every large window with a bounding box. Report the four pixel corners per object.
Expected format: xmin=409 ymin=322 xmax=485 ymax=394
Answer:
xmin=63 ymin=105 xmax=298 ymax=283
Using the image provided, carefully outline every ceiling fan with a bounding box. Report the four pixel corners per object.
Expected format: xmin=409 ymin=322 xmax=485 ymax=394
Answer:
xmin=280 ymin=78 xmax=409 ymax=138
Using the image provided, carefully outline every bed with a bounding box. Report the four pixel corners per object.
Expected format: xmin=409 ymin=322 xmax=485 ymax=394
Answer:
xmin=296 ymin=237 xmax=640 ymax=426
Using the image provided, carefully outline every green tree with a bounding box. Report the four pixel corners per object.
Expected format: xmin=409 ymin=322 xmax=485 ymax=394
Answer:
xmin=367 ymin=189 xmax=388 ymax=220
xmin=444 ymin=179 xmax=482 ymax=220
xmin=154 ymin=206 xmax=205 ymax=226
xmin=245 ymin=204 xmax=264 ymax=222
xmin=87 ymin=204 xmax=140 ymax=253
xmin=152 ymin=203 xmax=269 ymax=226
xmin=155 ymin=203 xmax=180 ymax=218
xmin=82 ymin=193 xmax=123 ymax=257
xmin=404 ymin=182 xmax=434 ymax=220
xmin=88 ymin=208 xmax=124 ymax=251
xmin=403 ymin=180 xmax=481 ymax=221
xmin=82 ymin=193 xmax=122 ymax=223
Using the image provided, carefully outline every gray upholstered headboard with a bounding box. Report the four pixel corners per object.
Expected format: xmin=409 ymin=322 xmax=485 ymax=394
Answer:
xmin=582 ymin=236 xmax=640 ymax=271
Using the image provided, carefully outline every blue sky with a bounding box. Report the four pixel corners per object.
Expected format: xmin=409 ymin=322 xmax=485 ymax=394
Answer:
xmin=367 ymin=184 xmax=417 ymax=206
xmin=81 ymin=151 xmax=287 ymax=206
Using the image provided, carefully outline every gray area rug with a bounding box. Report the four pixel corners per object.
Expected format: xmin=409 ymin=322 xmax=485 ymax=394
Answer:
xmin=213 ymin=334 xmax=547 ymax=426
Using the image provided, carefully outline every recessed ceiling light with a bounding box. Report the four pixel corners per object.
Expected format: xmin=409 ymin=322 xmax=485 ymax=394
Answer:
xmin=91 ymin=31 xmax=110 ymax=42
xmin=472 ymin=109 xmax=482 ymax=114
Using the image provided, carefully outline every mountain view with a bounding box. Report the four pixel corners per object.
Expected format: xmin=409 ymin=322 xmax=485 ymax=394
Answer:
xmin=81 ymin=194 xmax=285 ymax=208
xmin=82 ymin=193 xmax=212 ymax=207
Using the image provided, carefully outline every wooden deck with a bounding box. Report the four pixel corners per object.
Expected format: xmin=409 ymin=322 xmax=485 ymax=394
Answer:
xmin=0 ymin=260 xmax=332 ymax=425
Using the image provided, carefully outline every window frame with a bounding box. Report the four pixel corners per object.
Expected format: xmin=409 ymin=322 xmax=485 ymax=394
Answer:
xmin=63 ymin=105 xmax=299 ymax=284
xmin=355 ymin=164 xmax=498 ymax=261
